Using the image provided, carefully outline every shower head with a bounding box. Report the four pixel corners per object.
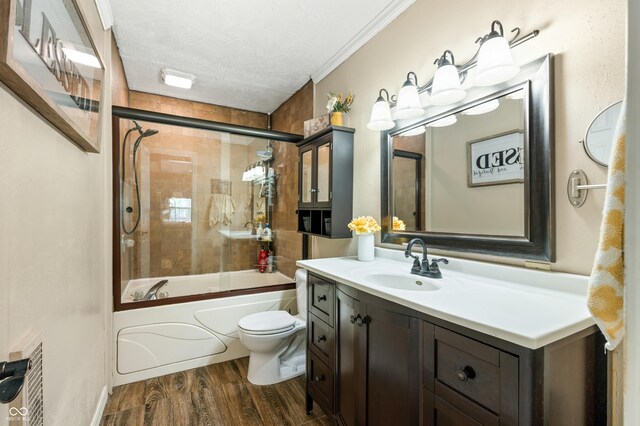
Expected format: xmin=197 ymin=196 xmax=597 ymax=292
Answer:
xmin=131 ymin=120 xmax=143 ymax=135
xmin=132 ymin=127 xmax=159 ymax=154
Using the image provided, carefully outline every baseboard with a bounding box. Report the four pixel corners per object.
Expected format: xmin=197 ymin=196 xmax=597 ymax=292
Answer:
xmin=90 ymin=386 xmax=108 ymax=426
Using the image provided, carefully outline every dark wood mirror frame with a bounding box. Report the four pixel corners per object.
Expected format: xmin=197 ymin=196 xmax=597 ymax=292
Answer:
xmin=381 ymin=54 xmax=555 ymax=262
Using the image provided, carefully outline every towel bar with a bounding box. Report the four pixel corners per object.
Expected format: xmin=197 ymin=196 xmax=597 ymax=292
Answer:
xmin=567 ymin=169 xmax=607 ymax=207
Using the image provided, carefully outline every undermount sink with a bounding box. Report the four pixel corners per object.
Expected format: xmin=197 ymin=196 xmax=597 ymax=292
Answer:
xmin=363 ymin=273 xmax=441 ymax=291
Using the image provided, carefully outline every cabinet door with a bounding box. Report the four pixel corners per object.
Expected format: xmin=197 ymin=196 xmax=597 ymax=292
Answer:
xmin=315 ymin=139 xmax=332 ymax=208
xmin=365 ymin=304 xmax=420 ymax=426
xmin=336 ymin=289 xmax=363 ymax=426
xmin=299 ymin=145 xmax=314 ymax=208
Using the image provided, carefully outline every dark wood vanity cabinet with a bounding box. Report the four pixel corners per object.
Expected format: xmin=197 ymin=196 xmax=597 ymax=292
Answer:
xmin=305 ymin=271 xmax=606 ymax=426
xmin=297 ymin=126 xmax=354 ymax=238
xmin=335 ymin=288 xmax=420 ymax=426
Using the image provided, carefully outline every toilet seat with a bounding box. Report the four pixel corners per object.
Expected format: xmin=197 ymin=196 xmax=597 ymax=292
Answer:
xmin=238 ymin=311 xmax=297 ymax=335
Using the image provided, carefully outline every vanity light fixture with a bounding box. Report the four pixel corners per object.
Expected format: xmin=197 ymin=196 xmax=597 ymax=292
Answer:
xmin=62 ymin=46 xmax=101 ymax=68
xmin=473 ymin=21 xmax=520 ymax=86
xmin=161 ymin=68 xmax=196 ymax=89
xmin=367 ymin=89 xmax=395 ymax=131
xmin=394 ymin=72 xmax=425 ymax=120
xmin=366 ymin=21 xmax=539 ymax=132
xmin=430 ymin=50 xmax=466 ymax=106
xmin=427 ymin=115 xmax=457 ymax=128
xmin=461 ymin=99 xmax=500 ymax=115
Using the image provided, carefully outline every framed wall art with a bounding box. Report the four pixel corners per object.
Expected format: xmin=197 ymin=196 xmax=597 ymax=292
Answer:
xmin=0 ymin=0 xmax=104 ymax=152
xmin=467 ymin=130 xmax=525 ymax=187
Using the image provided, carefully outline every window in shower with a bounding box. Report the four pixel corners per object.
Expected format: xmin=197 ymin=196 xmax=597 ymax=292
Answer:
xmin=166 ymin=197 xmax=192 ymax=223
xmin=113 ymin=110 xmax=302 ymax=310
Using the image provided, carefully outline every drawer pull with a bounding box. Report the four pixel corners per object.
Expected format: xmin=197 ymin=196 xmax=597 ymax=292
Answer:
xmin=317 ymin=294 xmax=327 ymax=302
xmin=314 ymin=375 xmax=325 ymax=382
xmin=317 ymin=335 xmax=327 ymax=342
xmin=456 ymin=366 xmax=475 ymax=382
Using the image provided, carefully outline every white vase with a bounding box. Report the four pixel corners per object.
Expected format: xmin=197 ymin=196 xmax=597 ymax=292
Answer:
xmin=357 ymin=233 xmax=375 ymax=262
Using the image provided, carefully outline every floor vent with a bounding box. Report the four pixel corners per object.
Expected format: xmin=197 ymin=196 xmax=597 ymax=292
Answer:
xmin=9 ymin=331 xmax=43 ymax=426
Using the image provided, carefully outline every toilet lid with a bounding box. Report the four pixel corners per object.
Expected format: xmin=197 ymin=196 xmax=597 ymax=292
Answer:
xmin=238 ymin=311 xmax=296 ymax=335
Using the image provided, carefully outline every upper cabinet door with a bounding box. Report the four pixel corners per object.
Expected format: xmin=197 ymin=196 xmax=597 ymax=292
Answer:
xmin=315 ymin=140 xmax=332 ymax=208
xmin=299 ymin=145 xmax=314 ymax=208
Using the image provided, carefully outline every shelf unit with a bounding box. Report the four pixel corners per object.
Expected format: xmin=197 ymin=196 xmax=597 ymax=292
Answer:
xmin=296 ymin=126 xmax=354 ymax=239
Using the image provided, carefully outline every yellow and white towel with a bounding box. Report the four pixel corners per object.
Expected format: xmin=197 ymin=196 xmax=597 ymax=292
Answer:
xmin=587 ymin=101 xmax=626 ymax=350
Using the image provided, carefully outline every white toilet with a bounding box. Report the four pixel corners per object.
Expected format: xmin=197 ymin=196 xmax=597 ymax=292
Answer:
xmin=237 ymin=269 xmax=307 ymax=385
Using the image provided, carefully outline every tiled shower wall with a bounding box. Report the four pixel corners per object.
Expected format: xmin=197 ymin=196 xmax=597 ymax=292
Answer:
xmin=270 ymin=81 xmax=314 ymax=278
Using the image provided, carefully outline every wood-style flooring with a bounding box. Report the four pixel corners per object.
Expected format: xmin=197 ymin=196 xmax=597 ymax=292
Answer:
xmin=101 ymin=357 xmax=331 ymax=426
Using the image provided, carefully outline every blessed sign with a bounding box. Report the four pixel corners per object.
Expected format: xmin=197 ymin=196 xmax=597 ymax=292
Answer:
xmin=467 ymin=131 xmax=524 ymax=187
xmin=0 ymin=0 xmax=103 ymax=152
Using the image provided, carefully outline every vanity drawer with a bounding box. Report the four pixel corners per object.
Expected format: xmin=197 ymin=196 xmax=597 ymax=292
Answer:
xmin=307 ymin=351 xmax=334 ymax=412
xmin=308 ymin=313 xmax=334 ymax=366
xmin=424 ymin=387 xmax=498 ymax=426
xmin=308 ymin=273 xmax=335 ymax=325
xmin=433 ymin=327 xmax=517 ymax=415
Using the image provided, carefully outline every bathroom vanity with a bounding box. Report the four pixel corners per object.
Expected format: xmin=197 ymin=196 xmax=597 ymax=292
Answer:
xmin=298 ymin=250 xmax=605 ymax=426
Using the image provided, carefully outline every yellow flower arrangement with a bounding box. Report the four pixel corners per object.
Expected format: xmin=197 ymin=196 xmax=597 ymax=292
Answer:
xmin=255 ymin=213 xmax=266 ymax=225
xmin=348 ymin=216 xmax=381 ymax=235
xmin=326 ymin=91 xmax=355 ymax=113
xmin=393 ymin=216 xmax=406 ymax=231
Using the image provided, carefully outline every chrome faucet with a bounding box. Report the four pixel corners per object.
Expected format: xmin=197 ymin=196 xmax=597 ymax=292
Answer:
xmin=143 ymin=279 xmax=169 ymax=300
xmin=404 ymin=238 xmax=448 ymax=279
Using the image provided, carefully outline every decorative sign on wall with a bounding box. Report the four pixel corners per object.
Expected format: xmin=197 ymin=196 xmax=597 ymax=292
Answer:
xmin=467 ymin=131 xmax=525 ymax=187
xmin=0 ymin=0 xmax=104 ymax=152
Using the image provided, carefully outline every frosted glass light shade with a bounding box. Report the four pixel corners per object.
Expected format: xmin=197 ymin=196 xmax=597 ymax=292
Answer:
xmin=427 ymin=115 xmax=457 ymax=128
xmin=473 ymin=36 xmax=520 ymax=86
xmin=461 ymin=99 xmax=500 ymax=115
xmin=430 ymin=64 xmax=466 ymax=106
xmin=395 ymin=84 xmax=424 ymax=120
xmin=400 ymin=126 xmax=426 ymax=137
xmin=367 ymin=99 xmax=395 ymax=131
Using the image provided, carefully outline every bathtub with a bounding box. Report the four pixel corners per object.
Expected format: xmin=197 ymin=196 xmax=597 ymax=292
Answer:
xmin=113 ymin=271 xmax=298 ymax=386
xmin=121 ymin=270 xmax=293 ymax=303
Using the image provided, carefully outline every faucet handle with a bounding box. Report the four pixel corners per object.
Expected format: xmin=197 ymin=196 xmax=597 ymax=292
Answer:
xmin=429 ymin=258 xmax=449 ymax=269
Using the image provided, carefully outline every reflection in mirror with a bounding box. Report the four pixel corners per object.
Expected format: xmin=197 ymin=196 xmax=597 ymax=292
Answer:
xmin=391 ymin=90 xmax=526 ymax=237
xmin=583 ymin=101 xmax=622 ymax=167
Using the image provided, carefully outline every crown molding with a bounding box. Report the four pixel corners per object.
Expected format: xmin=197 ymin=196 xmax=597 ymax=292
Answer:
xmin=311 ymin=0 xmax=415 ymax=83
xmin=94 ymin=0 xmax=114 ymax=30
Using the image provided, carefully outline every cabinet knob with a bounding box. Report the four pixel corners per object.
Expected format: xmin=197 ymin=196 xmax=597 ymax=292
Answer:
xmin=314 ymin=375 xmax=325 ymax=382
xmin=317 ymin=294 xmax=327 ymax=302
xmin=355 ymin=316 xmax=364 ymax=327
xmin=456 ymin=367 xmax=475 ymax=382
xmin=349 ymin=315 xmax=356 ymax=324
xmin=317 ymin=335 xmax=327 ymax=342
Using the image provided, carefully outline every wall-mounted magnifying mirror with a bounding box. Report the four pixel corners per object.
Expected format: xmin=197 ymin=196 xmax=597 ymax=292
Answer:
xmin=582 ymin=101 xmax=622 ymax=167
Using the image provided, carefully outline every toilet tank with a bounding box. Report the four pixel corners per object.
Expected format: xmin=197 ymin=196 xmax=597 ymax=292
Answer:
xmin=295 ymin=269 xmax=307 ymax=319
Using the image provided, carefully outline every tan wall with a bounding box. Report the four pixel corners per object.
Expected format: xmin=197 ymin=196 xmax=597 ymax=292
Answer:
xmin=270 ymin=81 xmax=314 ymax=278
xmin=313 ymin=0 xmax=625 ymax=275
xmin=0 ymin=0 xmax=112 ymax=423
xmin=427 ymin=98 xmax=524 ymax=235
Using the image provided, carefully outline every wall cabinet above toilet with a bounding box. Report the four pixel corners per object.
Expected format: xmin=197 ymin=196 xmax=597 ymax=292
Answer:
xmin=297 ymin=126 xmax=354 ymax=238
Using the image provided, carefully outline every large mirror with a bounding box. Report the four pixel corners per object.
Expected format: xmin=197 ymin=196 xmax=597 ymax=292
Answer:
xmin=381 ymin=54 xmax=554 ymax=261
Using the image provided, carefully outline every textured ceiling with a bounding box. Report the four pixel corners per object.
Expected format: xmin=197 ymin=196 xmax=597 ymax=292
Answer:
xmin=111 ymin=0 xmax=412 ymax=113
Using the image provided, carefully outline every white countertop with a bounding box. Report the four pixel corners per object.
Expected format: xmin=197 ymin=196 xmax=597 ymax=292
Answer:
xmin=296 ymin=248 xmax=594 ymax=349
